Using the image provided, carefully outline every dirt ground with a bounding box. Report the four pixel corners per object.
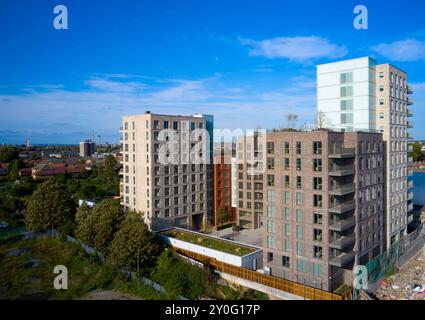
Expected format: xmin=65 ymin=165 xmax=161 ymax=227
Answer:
xmin=375 ymin=247 xmax=425 ymax=300
xmin=80 ymin=290 xmax=142 ymax=300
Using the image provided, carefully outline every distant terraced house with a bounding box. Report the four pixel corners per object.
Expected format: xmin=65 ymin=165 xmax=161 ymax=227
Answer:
xmin=31 ymin=161 xmax=88 ymax=180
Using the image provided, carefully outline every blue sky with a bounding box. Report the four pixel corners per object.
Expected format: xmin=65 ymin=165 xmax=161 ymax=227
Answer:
xmin=1 ymin=0 xmax=425 ymax=144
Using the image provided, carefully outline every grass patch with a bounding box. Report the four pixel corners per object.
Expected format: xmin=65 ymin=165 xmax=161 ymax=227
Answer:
xmin=161 ymin=229 xmax=255 ymax=256
xmin=0 ymin=237 xmax=165 ymax=300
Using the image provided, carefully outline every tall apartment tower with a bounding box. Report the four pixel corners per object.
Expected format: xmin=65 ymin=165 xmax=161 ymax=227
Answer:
xmin=120 ymin=112 xmax=214 ymax=231
xmin=251 ymin=130 xmax=385 ymax=291
xmin=317 ymin=57 xmax=414 ymax=249
xmin=79 ymin=139 xmax=95 ymax=157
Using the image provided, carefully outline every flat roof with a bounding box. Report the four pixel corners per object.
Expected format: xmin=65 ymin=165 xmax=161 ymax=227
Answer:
xmin=158 ymin=227 xmax=260 ymax=256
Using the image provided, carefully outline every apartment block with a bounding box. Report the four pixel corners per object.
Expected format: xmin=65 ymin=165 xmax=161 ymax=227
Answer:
xmin=79 ymin=139 xmax=95 ymax=158
xmin=120 ymin=111 xmax=214 ymax=231
xmin=237 ymin=130 xmax=385 ymax=291
xmin=317 ymin=57 xmax=413 ymax=249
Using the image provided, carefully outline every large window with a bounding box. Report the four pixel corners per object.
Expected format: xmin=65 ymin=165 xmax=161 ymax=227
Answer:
xmin=340 ymin=72 xmax=353 ymax=84
xmin=282 ymin=256 xmax=290 ymax=268
xmin=341 ymin=113 xmax=353 ymax=124
xmin=297 ymin=259 xmax=308 ymax=273
xmin=313 ymin=141 xmax=322 ymax=155
xmin=340 ymin=86 xmax=353 ymax=97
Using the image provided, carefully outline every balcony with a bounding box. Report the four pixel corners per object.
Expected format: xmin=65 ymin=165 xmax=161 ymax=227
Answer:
xmin=329 ymin=200 xmax=355 ymax=214
xmin=408 ymin=192 xmax=414 ymax=201
xmin=408 ymin=203 xmax=414 ymax=212
xmin=407 ymin=85 xmax=414 ymax=94
xmin=329 ymin=234 xmax=355 ymax=250
xmin=406 ymin=133 xmax=413 ymax=140
xmin=329 ymin=165 xmax=355 ymax=177
xmin=407 ymin=98 xmax=414 ymax=106
xmin=329 ymin=148 xmax=355 ymax=159
xmin=408 ymin=145 xmax=413 ymax=152
xmin=329 ymin=216 xmax=356 ymax=232
xmin=408 ymin=180 xmax=414 ymax=189
xmin=408 ymin=168 xmax=414 ymax=176
xmin=408 ymin=109 xmax=413 ymax=117
xmin=408 ymin=157 xmax=413 ymax=164
xmin=408 ymin=215 xmax=414 ymax=224
xmin=407 ymin=121 xmax=413 ymax=129
xmin=329 ymin=184 xmax=355 ymax=196
xmin=329 ymin=251 xmax=355 ymax=267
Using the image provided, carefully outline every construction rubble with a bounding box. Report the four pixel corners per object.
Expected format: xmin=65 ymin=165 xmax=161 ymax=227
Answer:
xmin=375 ymin=248 xmax=425 ymax=300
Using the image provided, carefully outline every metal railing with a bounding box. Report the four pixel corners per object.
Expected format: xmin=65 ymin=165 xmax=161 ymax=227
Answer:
xmin=175 ymin=248 xmax=343 ymax=300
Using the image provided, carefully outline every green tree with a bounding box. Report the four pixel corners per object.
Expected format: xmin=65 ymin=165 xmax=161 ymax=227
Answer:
xmin=8 ymin=159 xmax=20 ymax=182
xmin=409 ymin=142 xmax=425 ymax=162
xmin=92 ymin=199 xmax=125 ymax=254
xmin=24 ymin=179 xmax=76 ymax=232
xmin=108 ymin=211 xmax=163 ymax=273
xmin=75 ymin=199 xmax=124 ymax=254
xmin=0 ymin=146 xmax=19 ymax=163
xmin=151 ymin=250 xmax=207 ymax=299
xmin=75 ymin=203 xmax=96 ymax=245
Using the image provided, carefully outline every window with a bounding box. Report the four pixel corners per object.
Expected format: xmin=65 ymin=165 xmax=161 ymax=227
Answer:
xmin=297 ymin=259 xmax=308 ymax=273
xmin=379 ymin=85 xmax=384 ymax=92
xmin=284 ymin=223 xmax=291 ymax=236
xmin=267 ymin=190 xmax=275 ymax=202
xmin=267 ymin=236 xmax=276 ymax=249
xmin=267 ymin=205 xmax=275 ymax=218
xmin=341 ymin=86 xmax=353 ymax=97
xmin=296 ymin=142 xmax=302 ymax=154
xmin=267 ymin=157 xmax=275 ymax=170
xmin=314 ymin=194 xmax=323 ymax=207
xmin=313 ymin=246 xmax=323 ymax=259
xmin=314 ymin=212 xmax=323 ymax=225
xmin=284 ymin=158 xmax=290 ymax=170
xmin=379 ymin=72 xmax=384 ymax=79
xmin=282 ymin=256 xmax=290 ymax=268
xmin=296 ymin=209 xmax=303 ymax=222
xmin=283 ymin=208 xmax=290 ymax=220
xmin=313 ymin=177 xmax=322 ymax=190
xmin=341 ymin=99 xmax=353 ymax=111
xmin=267 ymin=252 xmax=274 ymax=262
xmin=313 ymin=159 xmax=322 ymax=172
xmin=267 ymin=220 xmax=275 ymax=233
xmin=340 ymin=72 xmax=353 ymax=83
xmin=296 ymin=192 xmax=303 ymax=205
xmin=284 ymin=175 xmax=290 ymax=188
xmin=296 ymin=243 xmax=304 ymax=256
xmin=267 ymin=142 xmax=275 ymax=154
xmin=267 ymin=174 xmax=275 ymax=187
xmin=163 ymin=121 xmax=169 ymax=129
xmin=284 ymin=142 xmax=290 ymax=155
xmin=284 ymin=239 xmax=291 ymax=252
xmin=296 ymin=176 xmax=302 ymax=189
xmin=313 ymin=141 xmax=322 ymax=155
xmin=313 ymin=263 xmax=322 ymax=276
xmin=341 ymin=113 xmax=353 ymax=124
xmin=296 ymin=225 xmax=304 ymax=239
xmin=296 ymin=158 xmax=302 ymax=171
xmin=284 ymin=191 xmax=290 ymax=204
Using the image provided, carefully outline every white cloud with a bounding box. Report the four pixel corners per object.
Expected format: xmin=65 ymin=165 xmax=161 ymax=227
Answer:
xmin=0 ymin=74 xmax=318 ymax=143
xmin=371 ymin=39 xmax=425 ymax=62
xmin=240 ymin=36 xmax=347 ymax=62
xmin=85 ymin=79 xmax=147 ymax=92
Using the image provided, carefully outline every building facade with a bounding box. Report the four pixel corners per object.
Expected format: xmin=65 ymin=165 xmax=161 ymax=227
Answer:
xmin=79 ymin=139 xmax=95 ymax=157
xmin=237 ymin=130 xmax=385 ymax=291
xmin=317 ymin=57 xmax=414 ymax=249
xmin=120 ymin=111 xmax=214 ymax=231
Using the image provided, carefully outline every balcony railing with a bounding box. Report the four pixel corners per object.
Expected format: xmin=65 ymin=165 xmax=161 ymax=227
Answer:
xmin=329 ymin=216 xmax=356 ymax=232
xmin=329 ymin=251 xmax=355 ymax=267
xmin=407 ymin=121 xmax=413 ymax=129
xmin=407 ymin=98 xmax=414 ymax=105
xmin=329 ymin=148 xmax=356 ymax=159
xmin=329 ymin=234 xmax=355 ymax=250
xmin=408 ymin=180 xmax=414 ymax=189
xmin=329 ymin=184 xmax=355 ymax=196
xmin=408 ymin=145 xmax=413 ymax=152
xmin=407 ymin=85 xmax=414 ymax=94
xmin=329 ymin=165 xmax=355 ymax=176
xmin=329 ymin=200 xmax=355 ymax=214
xmin=408 ymin=109 xmax=413 ymax=117
xmin=408 ymin=203 xmax=414 ymax=212
xmin=408 ymin=168 xmax=414 ymax=176
xmin=408 ymin=192 xmax=414 ymax=200
xmin=406 ymin=133 xmax=413 ymax=140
